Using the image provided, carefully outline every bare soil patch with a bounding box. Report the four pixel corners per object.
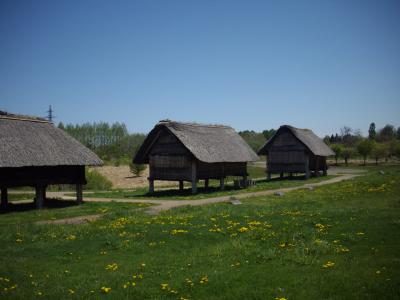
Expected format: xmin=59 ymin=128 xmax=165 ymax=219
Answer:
xmin=91 ymin=165 xmax=177 ymax=189
xmin=36 ymin=214 xmax=102 ymax=225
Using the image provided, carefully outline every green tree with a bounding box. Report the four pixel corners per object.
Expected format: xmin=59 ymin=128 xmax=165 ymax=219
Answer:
xmin=330 ymin=143 xmax=343 ymax=165
xmin=341 ymin=147 xmax=355 ymax=166
xmin=377 ymin=124 xmax=396 ymax=142
xmin=371 ymin=143 xmax=388 ymax=165
xmin=368 ymin=122 xmax=376 ymax=140
xmin=262 ymin=129 xmax=276 ymax=140
xmin=357 ymin=139 xmax=373 ymax=166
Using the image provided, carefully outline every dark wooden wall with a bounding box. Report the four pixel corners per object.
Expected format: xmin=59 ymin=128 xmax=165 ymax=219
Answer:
xmin=266 ymin=128 xmax=328 ymax=175
xmin=0 ymin=165 xmax=86 ymax=188
xmin=148 ymin=129 xmax=247 ymax=181
xmin=267 ymin=129 xmax=308 ymax=173
xmin=197 ymin=162 xmax=246 ymax=179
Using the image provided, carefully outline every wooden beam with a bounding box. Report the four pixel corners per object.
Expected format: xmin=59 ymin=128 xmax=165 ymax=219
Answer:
xmin=191 ymin=161 xmax=197 ymax=194
xmin=149 ymin=178 xmax=154 ymax=193
xmin=1 ymin=187 xmax=8 ymax=208
xmin=219 ymin=178 xmax=225 ymax=191
xmin=243 ymin=174 xmax=248 ymax=188
xmin=179 ymin=180 xmax=184 ymax=191
xmin=35 ymin=185 xmax=45 ymax=209
xmin=204 ymin=179 xmax=209 ymax=189
xmin=305 ymin=154 xmax=310 ymax=179
xmin=76 ymin=184 xmax=83 ymax=204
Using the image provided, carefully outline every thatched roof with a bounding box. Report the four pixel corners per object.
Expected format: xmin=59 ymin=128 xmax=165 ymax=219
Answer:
xmin=258 ymin=125 xmax=335 ymax=156
xmin=0 ymin=111 xmax=103 ymax=168
xmin=134 ymin=120 xmax=259 ymax=164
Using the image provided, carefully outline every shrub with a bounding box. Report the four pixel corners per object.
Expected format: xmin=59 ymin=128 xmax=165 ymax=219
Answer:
xmin=85 ymin=168 xmax=113 ymax=190
xmin=129 ymin=162 xmax=146 ymax=177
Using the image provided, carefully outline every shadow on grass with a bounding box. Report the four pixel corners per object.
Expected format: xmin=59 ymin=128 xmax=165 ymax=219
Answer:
xmin=125 ymin=175 xmax=310 ymax=199
xmin=1 ymin=198 xmax=78 ymax=214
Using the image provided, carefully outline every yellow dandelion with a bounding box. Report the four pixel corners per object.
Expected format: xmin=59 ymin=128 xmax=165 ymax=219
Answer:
xmin=161 ymin=283 xmax=169 ymax=290
xmin=322 ymin=261 xmax=335 ymax=268
xmin=65 ymin=235 xmax=76 ymax=241
xmin=100 ymin=287 xmax=111 ymax=294
xmin=238 ymin=227 xmax=249 ymax=233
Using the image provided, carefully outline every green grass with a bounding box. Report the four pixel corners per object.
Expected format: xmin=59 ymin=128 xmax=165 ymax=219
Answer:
xmin=7 ymin=193 xmax=35 ymax=201
xmin=0 ymin=200 xmax=150 ymax=226
xmin=1 ymin=166 xmax=399 ymax=299
xmin=81 ymin=175 xmax=336 ymax=200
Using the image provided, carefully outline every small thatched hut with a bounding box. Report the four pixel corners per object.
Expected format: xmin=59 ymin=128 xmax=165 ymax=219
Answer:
xmin=133 ymin=120 xmax=258 ymax=193
xmin=258 ymin=125 xmax=334 ymax=179
xmin=0 ymin=111 xmax=103 ymax=209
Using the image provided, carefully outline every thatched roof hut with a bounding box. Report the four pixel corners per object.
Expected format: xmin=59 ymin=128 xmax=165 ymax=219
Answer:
xmin=258 ymin=125 xmax=334 ymax=179
xmin=0 ymin=111 xmax=102 ymax=208
xmin=134 ymin=120 xmax=258 ymax=193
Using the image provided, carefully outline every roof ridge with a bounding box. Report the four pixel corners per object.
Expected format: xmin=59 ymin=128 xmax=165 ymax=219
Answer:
xmin=0 ymin=110 xmax=50 ymax=123
xmin=158 ymin=120 xmax=232 ymax=129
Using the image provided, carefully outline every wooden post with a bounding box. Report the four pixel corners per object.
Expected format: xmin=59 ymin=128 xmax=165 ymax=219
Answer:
xmin=35 ymin=185 xmax=45 ymax=209
xmin=149 ymin=178 xmax=154 ymax=193
xmin=289 ymin=172 xmax=293 ymax=178
xmin=76 ymin=184 xmax=83 ymax=204
xmin=315 ymin=156 xmax=320 ymax=177
xmin=323 ymin=157 xmax=327 ymax=176
xmin=204 ymin=179 xmax=209 ymax=189
xmin=305 ymin=154 xmax=310 ymax=179
xmin=243 ymin=174 xmax=248 ymax=188
xmin=219 ymin=178 xmax=225 ymax=190
xmin=1 ymin=187 xmax=8 ymax=208
xmin=191 ymin=161 xmax=197 ymax=194
xmin=267 ymin=172 xmax=271 ymax=181
xmin=179 ymin=180 xmax=184 ymax=191
xmin=280 ymin=172 xmax=284 ymax=179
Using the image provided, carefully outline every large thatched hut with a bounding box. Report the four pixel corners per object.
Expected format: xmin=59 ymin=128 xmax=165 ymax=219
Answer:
xmin=133 ymin=120 xmax=258 ymax=193
xmin=258 ymin=125 xmax=334 ymax=179
xmin=0 ymin=111 xmax=103 ymax=209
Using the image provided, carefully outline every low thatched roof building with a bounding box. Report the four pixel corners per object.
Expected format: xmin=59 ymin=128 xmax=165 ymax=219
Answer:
xmin=134 ymin=120 xmax=258 ymax=193
xmin=258 ymin=125 xmax=334 ymax=179
xmin=0 ymin=111 xmax=102 ymax=209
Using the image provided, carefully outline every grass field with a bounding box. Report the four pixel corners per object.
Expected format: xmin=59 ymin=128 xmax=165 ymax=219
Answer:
xmin=82 ymin=175 xmax=336 ymax=201
xmin=0 ymin=166 xmax=399 ymax=299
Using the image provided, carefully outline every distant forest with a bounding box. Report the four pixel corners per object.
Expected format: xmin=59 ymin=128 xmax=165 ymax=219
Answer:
xmin=58 ymin=122 xmax=400 ymax=166
xmin=58 ymin=122 xmax=146 ymax=164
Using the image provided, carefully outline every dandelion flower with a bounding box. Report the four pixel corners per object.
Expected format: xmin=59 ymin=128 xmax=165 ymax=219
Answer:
xmin=161 ymin=283 xmax=169 ymax=290
xmin=322 ymin=261 xmax=335 ymax=268
xmin=100 ymin=287 xmax=111 ymax=294
xmin=238 ymin=227 xmax=249 ymax=233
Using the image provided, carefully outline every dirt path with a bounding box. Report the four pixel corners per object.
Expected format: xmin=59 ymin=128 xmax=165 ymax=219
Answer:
xmin=36 ymin=214 xmax=102 ymax=225
xmin=73 ymin=173 xmax=360 ymax=215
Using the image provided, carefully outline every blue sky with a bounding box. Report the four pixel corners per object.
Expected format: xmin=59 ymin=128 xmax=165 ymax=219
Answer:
xmin=1 ymin=0 xmax=399 ymax=136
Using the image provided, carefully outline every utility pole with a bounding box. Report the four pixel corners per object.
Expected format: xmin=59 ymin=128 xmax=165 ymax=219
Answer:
xmin=46 ymin=105 xmax=55 ymax=123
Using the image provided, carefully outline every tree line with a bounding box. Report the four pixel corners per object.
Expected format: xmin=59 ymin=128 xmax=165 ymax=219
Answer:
xmin=58 ymin=122 xmax=146 ymax=164
xmin=58 ymin=120 xmax=400 ymax=167
xmin=325 ymin=123 xmax=400 ymax=166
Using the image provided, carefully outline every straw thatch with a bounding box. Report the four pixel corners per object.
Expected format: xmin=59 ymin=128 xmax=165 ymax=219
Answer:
xmin=134 ymin=120 xmax=258 ymax=164
xmin=0 ymin=111 xmax=102 ymax=168
xmin=258 ymin=125 xmax=334 ymax=157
